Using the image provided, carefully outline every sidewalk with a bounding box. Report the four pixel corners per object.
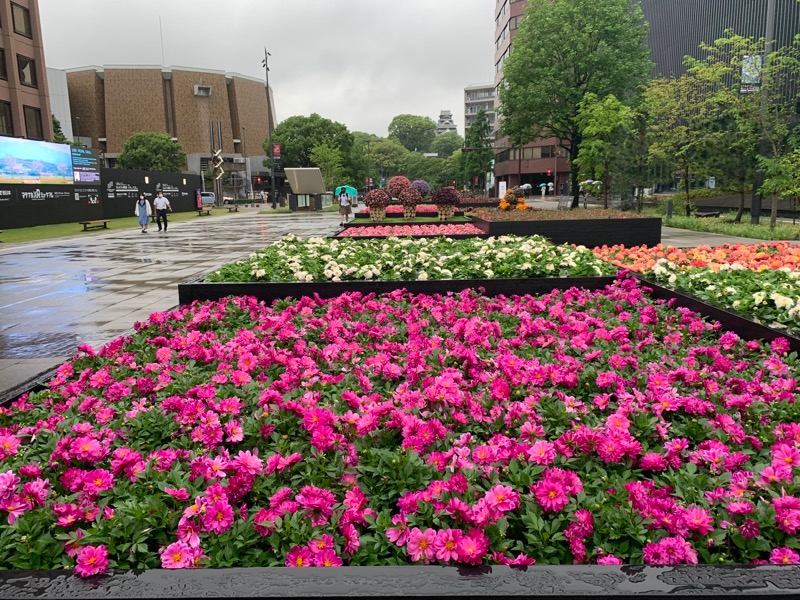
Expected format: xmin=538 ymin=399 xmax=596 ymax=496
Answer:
xmin=0 ymin=206 xmax=784 ymax=402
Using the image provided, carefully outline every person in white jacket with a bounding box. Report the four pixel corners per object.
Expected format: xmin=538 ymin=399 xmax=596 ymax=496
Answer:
xmin=135 ymin=193 xmax=152 ymax=233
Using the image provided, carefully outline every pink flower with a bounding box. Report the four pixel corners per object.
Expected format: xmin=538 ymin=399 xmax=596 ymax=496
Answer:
xmin=527 ymin=440 xmax=556 ymax=465
xmin=231 ymin=450 xmax=263 ymax=476
xmin=160 ymin=541 xmax=192 ymax=569
xmin=386 ymin=514 xmax=410 ymax=546
xmin=74 ymin=545 xmax=109 ymax=577
xmin=456 ymin=530 xmax=489 ymax=565
xmin=165 ymin=487 xmax=191 ymax=501
xmin=770 ymin=547 xmax=800 ymax=564
xmin=308 ymin=534 xmax=335 ymax=554
xmin=683 ymin=507 xmax=714 ymax=536
xmin=726 ymin=501 xmax=754 ymax=515
xmin=484 ymin=485 xmax=519 ymax=512
xmin=433 ymin=528 xmax=463 ymax=562
xmin=597 ymin=554 xmax=624 ymax=565
xmin=200 ymin=500 xmax=234 ymax=533
xmin=532 ymin=479 xmax=569 ymax=512
xmin=313 ymin=550 xmax=343 ymax=567
xmin=286 ymin=545 xmax=314 ymax=567
xmin=407 ymin=527 xmax=437 ymax=563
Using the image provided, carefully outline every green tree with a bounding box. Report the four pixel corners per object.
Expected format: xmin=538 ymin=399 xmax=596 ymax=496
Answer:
xmin=309 ymin=143 xmax=344 ymax=191
xmin=117 ymin=132 xmax=186 ymax=172
xmin=431 ymin=131 xmax=464 ymax=158
xmin=498 ymin=0 xmax=651 ymax=207
xmin=574 ymin=94 xmax=633 ymax=208
xmin=370 ymin=138 xmax=410 ymax=182
xmin=462 ymin=110 xmax=494 ymax=193
xmin=644 ymin=73 xmax=716 ymax=216
xmin=387 ymin=114 xmax=436 ymax=153
xmin=52 ymin=115 xmax=70 ymax=145
xmin=270 ymin=114 xmax=353 ymax=171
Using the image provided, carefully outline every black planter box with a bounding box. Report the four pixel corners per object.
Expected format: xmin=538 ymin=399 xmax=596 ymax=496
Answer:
xmin=470 ymin=217 xmax=662 ymax=247
xmin=354 ymin=210 xmax=465 ymax=219
xmin=341 ymin=219 xmax=470 ymax=228
xmin=2 ymin=564 xmax=800 ymax=599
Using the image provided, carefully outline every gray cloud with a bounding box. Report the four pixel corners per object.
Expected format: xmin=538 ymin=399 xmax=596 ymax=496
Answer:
xmin=40 ymin=0 xmax=495 ymax=136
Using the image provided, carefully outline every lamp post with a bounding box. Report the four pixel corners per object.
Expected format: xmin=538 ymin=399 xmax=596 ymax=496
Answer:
xmin=366 ymin=139 xmax=372 ymax=191
xmin=262 ymin=48 xmax=276 ymax=208
xmin=242 ymin=126 xmax=252 ymax=199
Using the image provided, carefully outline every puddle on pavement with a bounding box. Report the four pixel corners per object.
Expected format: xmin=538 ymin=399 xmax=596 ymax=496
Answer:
xmin=0 ymin=332 xmax=83 ymax=359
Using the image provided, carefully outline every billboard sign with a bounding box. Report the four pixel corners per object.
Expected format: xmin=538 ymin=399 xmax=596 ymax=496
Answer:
xmin=0 ymin=138 xmax=74 ymax=185
xmin=71 ymin=147 xmax=102 ymax=183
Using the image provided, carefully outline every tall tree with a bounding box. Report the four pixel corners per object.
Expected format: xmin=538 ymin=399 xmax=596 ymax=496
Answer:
xmin=644 ymin=74 xmax=717 ymax=216
xmin=52 ymin=115 xmax=70 ymax=145
xmin=574 ymin=94 xmax=633 ymax=208
xmin=369 ymin=138 xmax=410 ymax=182
xmin=431 ymin=131 xmax=464 ymax=158
xmin=309 ymin=143 xmax=344 ymax=191
xmin=498 ymin=0 xmax=651 ymax=207
xmin=462 ymin=109 xmax=494 ymax=193
xmin=270 ymin=113 xmax=353 ymax=170
xmin=387 ymin=114 xmax=436 ymax=153
xmin=117 ymin=132 xmax=186 ymax=172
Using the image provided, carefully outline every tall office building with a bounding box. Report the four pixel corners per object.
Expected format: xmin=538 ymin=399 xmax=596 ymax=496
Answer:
xmin=491 ymin=0 xmax=800 ymax=194
xmin=0 ymin=0 xmax=53 ymax=141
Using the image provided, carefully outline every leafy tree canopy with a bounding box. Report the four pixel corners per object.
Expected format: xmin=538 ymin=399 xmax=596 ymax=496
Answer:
xmin=431 ymin=131 xmax=464 ymax=158
xmin=309 ymin=143 xmax=345 ymax=192
xmin=463 ymin=109 xmax=494 ymax=190
xmin=388 ymin=114 xmax=436 ymax=153
xmin=271 ymin=113 xmax=353 ymax=169
xmin=117 ymin=132 xmax=186 ymax=172
xmin=52 ymin=115 xmax=70 ymax=145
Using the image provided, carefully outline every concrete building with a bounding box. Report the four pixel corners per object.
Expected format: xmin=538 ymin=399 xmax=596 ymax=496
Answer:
xmin=464 ymin=83 xmax=496 ymax=140
xmin=0 ymin=0 xmax=53 ymax=141
xmin=65 ymin=65 xmax=275 ymax=178
xmin=491 ymin=0 xmax=800 ymax=195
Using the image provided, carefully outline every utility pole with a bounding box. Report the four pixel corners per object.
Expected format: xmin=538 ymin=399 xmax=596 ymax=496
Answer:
xmin=262 ymin=48 xmax=276 ymax=208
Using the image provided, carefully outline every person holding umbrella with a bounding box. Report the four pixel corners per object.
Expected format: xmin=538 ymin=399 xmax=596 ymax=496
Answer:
xmin=337 ymin=186 xmax=353 ymax=225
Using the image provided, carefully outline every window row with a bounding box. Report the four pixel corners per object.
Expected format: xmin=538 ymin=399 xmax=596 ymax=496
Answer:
xmin=0 ymin=102 xmax=42 ymax=139
xmin=0 ymin=48 xmax=38 ymax=87
xmin=496 ymin=145 xmax=557 ymax=162
xmin=466 ymin=89 xmax=495 ymax=101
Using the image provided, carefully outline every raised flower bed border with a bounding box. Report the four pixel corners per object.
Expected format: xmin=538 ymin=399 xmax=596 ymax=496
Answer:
xmin=176 ymin=275 xmax=800 ymax=352
xmin=2 ymin=563 xmax=800 ymax=599
xmin=469 ymin=216 xmax=662 ymax=247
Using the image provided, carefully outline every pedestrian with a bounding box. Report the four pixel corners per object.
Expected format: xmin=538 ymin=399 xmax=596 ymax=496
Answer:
xmin=338 ymin=189 xmax=352 ymax=225
xmin=153 ymin=191 xmax=172 ymax=232
xmin=547 ymin=182 xmax=554 ymax=196
xmin=134 ymin=192 xmax=152 ymax=233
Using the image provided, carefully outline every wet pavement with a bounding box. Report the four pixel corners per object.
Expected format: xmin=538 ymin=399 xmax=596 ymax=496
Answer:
xmin=0 ymin=205 xmax=783 ymax=402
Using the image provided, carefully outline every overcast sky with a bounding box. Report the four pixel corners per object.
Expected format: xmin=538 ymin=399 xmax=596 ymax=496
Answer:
xmin=39 ymin=1 xmax=496 ymax=138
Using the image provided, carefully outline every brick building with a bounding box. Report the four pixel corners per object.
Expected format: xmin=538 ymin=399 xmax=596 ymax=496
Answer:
xmin=0 ymin=0 xmax=53 ymax=141
xmin=65 ymin=65 xmax=275 ymax=178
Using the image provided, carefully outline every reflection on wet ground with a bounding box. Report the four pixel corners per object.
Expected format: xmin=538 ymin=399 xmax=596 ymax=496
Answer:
xmin=0 ymin=210 xmax=341 ymax=401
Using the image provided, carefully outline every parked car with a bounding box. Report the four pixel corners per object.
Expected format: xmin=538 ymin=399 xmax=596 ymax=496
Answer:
xmin=200 ymin=192 xmax=216 ymax=206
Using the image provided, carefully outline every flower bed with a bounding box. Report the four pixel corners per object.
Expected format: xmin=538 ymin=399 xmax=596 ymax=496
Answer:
xmin=336 ymin=224 xmax=483 ymax=238
xmin=467 ymin=210 xmax=661 ymax=247
xmin=356 ymin=205 xmax=464 ymax=219
xmin=204 ymin=235 xmax=614 ymax=283
xmin=2 ymin=278 xmax=800 ymax=577
xmin=594 ymin=243 xmax=800 ymax=335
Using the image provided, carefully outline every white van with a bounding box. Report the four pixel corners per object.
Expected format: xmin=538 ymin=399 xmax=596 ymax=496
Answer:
xmin=200 ymin=192 xmax=216 ymax=206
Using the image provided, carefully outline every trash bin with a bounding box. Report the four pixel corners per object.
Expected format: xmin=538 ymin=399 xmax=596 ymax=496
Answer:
xmin=288 ymin=194 xmax=298 ymax=212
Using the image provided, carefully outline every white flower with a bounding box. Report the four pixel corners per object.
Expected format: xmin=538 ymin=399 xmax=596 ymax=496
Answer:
xmin=770 ymin=293 xmax=794 ymax=310
xmin=418 ymin=271 xmax=428 ymax=280
xmin=753 ymin=291 xmax=767 ymax=305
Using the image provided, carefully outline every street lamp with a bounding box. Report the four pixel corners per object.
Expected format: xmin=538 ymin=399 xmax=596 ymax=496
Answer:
xmin=366 ymin=139 xmax=372 ymax=191
xmin=262 ymin=48 xmax=276 ymax=208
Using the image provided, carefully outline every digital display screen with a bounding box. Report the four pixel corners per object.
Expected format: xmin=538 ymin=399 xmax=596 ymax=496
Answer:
xmin=0 ymin=138 xmax=74 ymax=185
xmin=71 ymin=147 xmax=101 ymax=183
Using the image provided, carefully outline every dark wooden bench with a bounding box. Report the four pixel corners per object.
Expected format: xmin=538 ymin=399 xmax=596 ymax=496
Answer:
xmin=695 ymin=211 xmax=722 ymax=218
xmin=79 ymin=219 xmax=111 ymax=231
xmin=226 ymin=205 xmax=239 ymax=213
xmin=197 ymin=209 xmax=212 ymax=216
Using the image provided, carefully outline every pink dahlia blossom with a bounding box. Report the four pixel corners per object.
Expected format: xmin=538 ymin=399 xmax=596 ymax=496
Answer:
xmin=286 ymin=545 xmax=313 ymax=567
xmin=160 ymin=541 xmax=192 ymax=569
xmin=407 ymin=527 xmax=437 ymax=563
xmin=433 ymin=528 xmax=463 ymax=562
xmin=74 ymin=544 xmax=109 ymax=577
xmin=313 ymin=549 xmax=343 ymax=567
xmin=770 ymin=547 xmax=800 ymax=564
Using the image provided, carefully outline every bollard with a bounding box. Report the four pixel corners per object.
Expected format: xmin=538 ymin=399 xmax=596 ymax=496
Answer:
xmin=666 ymin=199 xmax=673 ymax=219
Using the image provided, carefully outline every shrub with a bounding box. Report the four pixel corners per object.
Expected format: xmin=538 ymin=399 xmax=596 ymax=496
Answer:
xmin=411 ymin=180 xmax=430 ymax=196
xmin=398 ymin=188 xmax=423 ymax=208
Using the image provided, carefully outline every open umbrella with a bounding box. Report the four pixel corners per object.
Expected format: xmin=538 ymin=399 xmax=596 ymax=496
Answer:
xmin=538 ymin=183 xmax=547 ymax=188
xmin=335 ymin=185 xmax=357 ymax=198
xmin=520 ymin=183 xmax=532 ymax=190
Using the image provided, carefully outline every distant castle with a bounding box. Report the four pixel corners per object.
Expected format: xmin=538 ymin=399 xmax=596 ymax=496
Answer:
xmin=435 ymin=110 xmax=457 ymax=136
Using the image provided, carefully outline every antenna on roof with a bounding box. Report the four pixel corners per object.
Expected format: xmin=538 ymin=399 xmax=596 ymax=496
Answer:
xmin=159 ymin=16 xmax=166 ymax=66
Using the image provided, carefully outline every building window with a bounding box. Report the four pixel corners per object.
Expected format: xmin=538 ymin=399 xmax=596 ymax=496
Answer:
xmin=0 ymin=49 xmax=6 ymax=80
xmin=0 ymin=102 xmax=12 ymax=135
xmin=12 ymin=4 xmax=32 ymax=37
xmin=23 ymin=105 xmax=42 ymax=139
xmin=17 ymin=55 xmax=36 ymax=87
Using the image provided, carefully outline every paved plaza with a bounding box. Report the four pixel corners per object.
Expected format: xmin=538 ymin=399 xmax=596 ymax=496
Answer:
xmin=0 ymin=206 xmax=780 ymax=402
